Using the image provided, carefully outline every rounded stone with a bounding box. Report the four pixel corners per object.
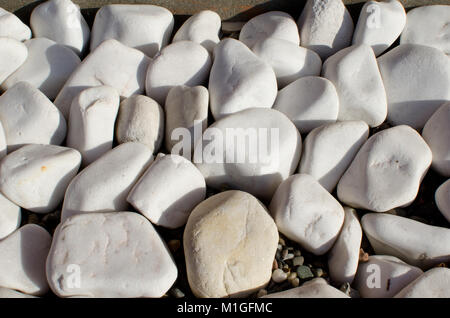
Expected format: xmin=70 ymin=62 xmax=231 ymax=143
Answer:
xmin=395 ymin=267 xmax=450 ymax=298
xmin=262 ymin=278 xmax=349 ymax=298
xmin=435 ymin=179 xmax=450 ymax=223
xmin=0 ymin=37 xmax=27 ymax=85
xmin=0 ymin=8 xmax=31 ymax=42
xmin=0 ymin=192 xmax=21 ymax=240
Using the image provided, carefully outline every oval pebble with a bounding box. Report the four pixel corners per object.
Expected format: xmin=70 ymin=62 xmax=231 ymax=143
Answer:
xmin=0 ymin=7 xmax=31 ymax=42
xmin=0 ymin=192 xmax=21 ymax=240
xmin=395 ymin=267 xmax=450 ymax=298
xmin=435 ymin=179 xmax=450 ymax=223
xmin=0 ymin=37 xmax=27 ymax=85
xmin=263 ymin=278 xmax=349 ymax=298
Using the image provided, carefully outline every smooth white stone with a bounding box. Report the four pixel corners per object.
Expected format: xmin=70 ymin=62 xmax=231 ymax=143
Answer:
xmin=263 ymin=278 xmax=349 ymax=298
xmin=66 ymin=86 xmax=120 ymax=167
xmin=400 ymin=5 xmax=450 ymax=54
xmin=337 ymin=125 xmax=432 ymax=212
xmin=0 ymin=287 xmax=37 ymax=298
xmin=90 ymin=4 xmax=174 ymax=58
xmin=184 ymin=190 xmax=278 ymax=298
xmin=436 ymin=179 xmax=450 ymax=223
xmin=116 ymin=95 xmax=164 ymax=154
xmin=146 ymin=41 xmax=211 ymax=106
xmin=0 ymin=82 xmax=66 ymax=151
xmin=0 ymin=8 xmax=31 ymax=41
xmin=354 ymin=255 xmax=423 ymax=298
xmin=47 ymin=212 xmax=177 ymax=298
xmin=322 ymin=44 xmax=387 ymax=127
xmin=269 ymin=174 xmax=345 ymax=255
xmin=194 ymin=108 xmax=302 ymax=201
xmin=0 ymin=192 xmax=21 ymax=240
xmin=297 ymin=0 xmax=354 ymax=60
xmin=128 ymin=154 xmax=206 ymax=229
xmin=239 ymin=11 xmax=300 ymax=48
xmin=0 ymin=37 xmax=27 ymax=85
xmin=30 ymin=0 xmax=89 ymax=56
xmin=422 ymin=102 xmax=450 ymax=177
xmin=0 ymin=120 xmax=6 ymax=159
xmin=377 ymin=44 xmax=450 ymax=129
xmin=61 ymin=142 xmax=153 ymax=222
xmin=273 ymin=76 xmax=339 ymax=134
xmin=0 ymin=224 xmax=51 ymax=295
xmin=251 ymin=38 xmax=322 ymax=88
xmin=395 ymin=267 xmax=450 ymax=298
xmin=328 ymin=207 xmax=363 ymax=285
xmin=361 ymin=213 xmax=450 ymax=269
xmin=2 ymin=37 xmax=81 ymax=100
xmin=0 ymin=144 xmax=81 ymax=213
xmin=352 ymin=0 xmax=406 ymax=56
xmin=54 ymin=39 xmax=150 ymax=119
xmin=172 ymin=10 xmax=221 ymax=53
xmin=209 ymin=38 xmax=277 ymax=120
xmin=299 ymin=121 xmax=369 ymax=192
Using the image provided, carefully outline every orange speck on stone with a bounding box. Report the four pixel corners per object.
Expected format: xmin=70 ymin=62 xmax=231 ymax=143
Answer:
xmin=41 ymin=166 xmax=47 ymax=172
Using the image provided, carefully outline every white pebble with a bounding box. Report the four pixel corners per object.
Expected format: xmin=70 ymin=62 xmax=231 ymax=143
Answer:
xmin=395 ymin=267 xmax=450 ymax=298
xmin=272 ymin=269 xmax=288 ymax=283
xmin=435 ymin=179 xmax=450 ymax=223
xmin=0 ymin=7 xmax=31 ymax=41
xmin=0 ymin=37 xmax=27 ymax=85
xmin=263 ymin=278 xmax=349 ymax=298
xmin=0 ymin=192 xmax=21 ymax=240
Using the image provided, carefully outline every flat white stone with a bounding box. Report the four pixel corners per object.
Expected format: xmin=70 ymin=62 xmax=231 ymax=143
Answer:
xmin=262 ymin=278 xmax=349 ymax=298
xmin=269 ymin=174 xmax=345 ymax=255
xmin=54 ymin=39 xmax=150 ymax=119
xmin=0 ymin=8 xmax=31 ymax=41
xmin=361 ymin=213 xmax=450 ymax=269
xmin=353 ymin=0 xmax=406 ymax=56
xmin=2 ymin=37 xmax=81 ymax=100
xmin=337 ymin=125 xmax=432 ymax=212
xmin=172 ymin=10 xmax=221 ymax=53
xmin=47 ymin=212 xmax=177 ymax=298
xmin=299 ymin=121 xmax=369 ymax=192
xmin=61 ymin=142 xmax=153 ymax=222
xmin=328 ymin=207 xmax=362 ymax=285
xmin=91 ymin=4 xmax=174 ymax=58
xmin=0 ymin=37 xmax=27 ymax=85
xmin=322 ymin=44 xmax=387 ymax=127
xmin=0 ymin=144 xmax=81 ymax=213
xmin=377 ymin=44 xmax=450 ymax=129
xmin=0 ymin=82 xmax=66 ymax=152
xmin=66 ymin=86 xmax=120 ymax=167
xmin=395 ymin=267 xmax=450 ymax=298
xmin=354 ymin=255 xmax=423 ymax=298
xmin=422 ymin=102 xmax=450 ymax=177
xmin=436 ymin=179 xmax=450 ymax=223
xmin=297 ymin=0 xmax=354 ymax=60
xmin=209 ymin=38 xmax=277 ymax=120
xmin=0 ymin=287 xmax=37 ymax=298
xmin=184 ymin=190 xmax=278 ymax=298
xmin=400 ymin=5 xmax=450 ymax=54
xmin=273 ymin=76 xmax=339 ymax=134
xmin=30 ymin=0 xmax=90 ymax=56
xmin=194 ymin=108 xmax=302 ymax=201
xmin=0 ymin=224 xmax=51 ymax=295
xmin=128 ymin=154 xmax=206 ymax=229
xmin=0 ymin=192 xmax=21 ymax=240
xmin=239 ymin=11 xmax=300 ymax=48
xmin=251 ymin=38 xmax=322 ymax=88
xmin=116 ymin=95 xmax=164 ymax=154
xmin=146 ymin=41 xmax=211 ymax=105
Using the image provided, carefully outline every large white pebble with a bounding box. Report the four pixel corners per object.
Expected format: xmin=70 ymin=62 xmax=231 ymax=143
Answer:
xmin=2 ymin=38 xmax=81 ymax=100
xmin=361 ymin=213 xmax=450 ymax=269
xmin=0 ymin=224 xmax=51 ymax=295
xmin=128 ymin=154 xmax=206 ymax=229
xmin=337 ymin=125 xmax=432 ymax=212
xmin=66 ymin=86 xmax=120 ymax=167
xmin=436 ymin=179 xmax=450 ymax=223
xmin=269 ymin=174 xmax=344 ymax=255
xmin=377 ymin=44 xmax=450 ymax=129
xmin=273 ymin=76 xmax=339 ymax=134
xmin=298 ymin=0 xmax=354 ymax=60
xmin=184 ymin=190 xmax=278 ymax=298
xmin=422 ymin=102 xmax=450 ymax=177
xmin=209 ymin=38 xmax=277 ymax=120
xmin=47 ymin=212 xmax=177 ymax=298
xmin=354 ymin=255 xmax=423 ymax=298
xmin=263 ymin=278 xmax=349 ymax=298
xmin=172 ymin=10 xmax=221 ymax=53
xmin=30 ymin=0 xmax=90 ymax=56
xmin=395 ymin=267 xmax=450 ymax=298
xmin=239 ymin=11 xmax=300 ymax=48
xmin=0 ymin=192 xmax=21 ymax=240
xmin=0 ymin=287 xmax=37 ymax=298
xmin=322 ymin=44 xmax=387 ymax=127
xmin=0 ymin=144 xmax=81 ymax=213
xmin=0 ymin=37 xmax=27 ymax=85
xmin=251 ymin=38 xmax=322 ymax=88
xmin=61 ymin=142 xmax=153 ymax=222
xmin=352 ymin=0 xmax=406 ymax=56
xmin=54 ymin=39 xmax=150 ymax=119
xmin=0 ymin=8 xmax=31 ymax=41
xmin=0 ymin=82 xmax=66 ymax=151
xmin=91 ymin=4 xmax=174 ymax=58
xmin=145 ymin=41 xmax=211 ymax=105
xmin=299 ymin=121 xmax=369 ymax=192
